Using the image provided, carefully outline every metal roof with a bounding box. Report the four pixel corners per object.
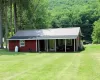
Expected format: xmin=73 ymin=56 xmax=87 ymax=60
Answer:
xmin=8 ymin=27 xmax=81 ymax=40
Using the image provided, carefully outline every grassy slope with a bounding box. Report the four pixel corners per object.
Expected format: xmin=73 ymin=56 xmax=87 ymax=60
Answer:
xmin=0 ymin=44 xmax=100 ymax=80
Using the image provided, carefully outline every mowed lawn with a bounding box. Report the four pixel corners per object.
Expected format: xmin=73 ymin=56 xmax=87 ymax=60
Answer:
xmin=0 ymin=45 xmax=100 ymax=80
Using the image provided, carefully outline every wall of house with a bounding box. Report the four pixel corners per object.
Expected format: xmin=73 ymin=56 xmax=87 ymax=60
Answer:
xmin=77 ymin=35 xmax=83 ymax=50
xmin=9 ymin=40 xmax=19 ymax=51
xmin=9 ymin=38 xmax=80 ymax=52
xmin=65 ymin=35 xmax=81 ymax=52
xmin=76 ymin=36 xmax=79 ymax=51
xmin=9 ymin=40 xmax=36 ymax=52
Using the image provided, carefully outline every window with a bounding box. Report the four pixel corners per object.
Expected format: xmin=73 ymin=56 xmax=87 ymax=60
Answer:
xmin=66 ymin=39 xmax=72 ymax=46
xmin=20 ymin=40 xmax=25 ymax=47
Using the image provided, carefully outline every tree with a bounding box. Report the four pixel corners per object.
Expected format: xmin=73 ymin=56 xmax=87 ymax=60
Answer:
xmin=48 ymin=0 xmax=100 ymax=42
xmin=0 ymin=0 xmax=3 ymax=48
xmin=0 ymin=10 xmax=3 ymax=48
xmin=92 ymin=19 xmax=100 ymax=43
xmin=22 ymin=0 xmax=49 ymax=29
xmin=4 ymin=0 xmax=8 ymax=49
xmin=13 ymin=1 xmax=17 ymax=32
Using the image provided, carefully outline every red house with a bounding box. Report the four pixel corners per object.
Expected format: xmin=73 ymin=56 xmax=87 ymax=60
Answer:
xmin=8 ymin=27 xmax=83 ymax=52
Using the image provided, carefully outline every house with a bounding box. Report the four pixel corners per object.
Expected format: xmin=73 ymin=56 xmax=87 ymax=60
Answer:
xmin=8 ymin=27 xmax=83 ymax=52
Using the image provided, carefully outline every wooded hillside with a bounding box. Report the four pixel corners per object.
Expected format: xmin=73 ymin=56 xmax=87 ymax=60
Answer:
xmin=0 ymin=0 xmax=100 ymax=48
xmin=48 ymin=0 xmax=100 ymax=41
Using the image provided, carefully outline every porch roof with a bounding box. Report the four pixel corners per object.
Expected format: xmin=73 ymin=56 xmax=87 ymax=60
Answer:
xmin=8 ymin=27 xmax=82 ymax=40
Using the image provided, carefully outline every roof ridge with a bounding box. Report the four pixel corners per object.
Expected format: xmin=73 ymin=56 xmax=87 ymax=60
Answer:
xmin=17 ymin=27 xmax=80 ymax=31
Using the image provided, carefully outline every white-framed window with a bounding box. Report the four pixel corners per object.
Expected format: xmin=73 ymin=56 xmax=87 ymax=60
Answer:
xmin=66 ymin=39 xmax=72 ymax=46
xmin=20 ymin=40 xmax=25 ymax=47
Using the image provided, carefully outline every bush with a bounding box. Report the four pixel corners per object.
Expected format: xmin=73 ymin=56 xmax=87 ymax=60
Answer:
xmin=92 ymin=19 xmax=100 ymax=44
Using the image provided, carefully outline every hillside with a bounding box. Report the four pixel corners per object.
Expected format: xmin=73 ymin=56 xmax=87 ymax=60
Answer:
xmin=49 ymin=0 xmax=96 ymax=11
xmin=48 ymin=0 xmax=100 ymax=41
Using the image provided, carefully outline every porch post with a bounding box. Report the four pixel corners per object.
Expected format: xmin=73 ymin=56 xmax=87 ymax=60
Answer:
xmin=45 ymin=40 xmax=46 ymax=51
xmin=74 ymin=39 xmax=76 ymax=52
xmin=36 ymin=40 xmax=37 ymax=52
xmin=76 ymin=39 xmax=78 ymax=51
xmin=55 ymin=39 xmax=56 ymax=52
xmin=38 ymin=40 xmax=40 ymax=52
xmin=65 ymin=39 xmax=66 ymax=52
xmin=47 ymin=40 xmax=48 ymax=52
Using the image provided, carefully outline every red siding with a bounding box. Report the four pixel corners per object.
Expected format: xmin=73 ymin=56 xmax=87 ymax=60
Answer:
xmin=9 ymin=40 xmax=19 ymax=51
xmin=77 ymin=35 xmax=80 ymax=41
xmin=9 ymin=40 xmax=36 ymax=52
xmin=20 ymin=40 xmax=36 ymax=52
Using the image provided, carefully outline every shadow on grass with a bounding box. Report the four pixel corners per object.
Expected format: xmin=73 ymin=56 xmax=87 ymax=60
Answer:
xmin=36 ymin=51 xmax=83 ymax=54
xmin=0 ymin=49 xmax=27 ymax=56
xmin=37 ymin=47 xmax=85 ymax=54
xmin=0 ymin=48 xmax=85 ymax=56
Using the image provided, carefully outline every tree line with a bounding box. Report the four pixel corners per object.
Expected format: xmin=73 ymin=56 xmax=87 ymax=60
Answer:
xmin=0 ymin=0 xmax=100 ymax=48
xmin=0 ymin=0 xmax=49 ymax=48
xmin=48 ymin=0 xmax=100 ymax=42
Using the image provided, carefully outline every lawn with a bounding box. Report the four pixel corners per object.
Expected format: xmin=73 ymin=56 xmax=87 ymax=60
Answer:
xmin=0 ymin=44 xmax=100 ymax=80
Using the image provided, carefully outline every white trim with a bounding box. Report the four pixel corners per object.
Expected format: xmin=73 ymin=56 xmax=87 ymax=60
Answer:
xmin=36 ymin=40 xmax=37 ymax=52
xmin=20 ymin=40 xmax=25 ymax=47
xmin=7 ymin=36 xmax=78 ymax=41
xmin=65 ymin=39 xmax=66 ymax=52
xmin=74 ymin=39 xmax=76 ymax=52
xmin=45 ymin=40 xmax=46 ymax=51
xmin=76 ymin=38 xmax=78 ymax=51
xmin=44 ymin=40 xmax=46 ymax=51
xmin=55 ymin=39 xmax=56 ymax=52
xmin=38 ymin=40 xmax=40 ymax=52
xmin=47 ymin=40 xmax=48 ymax=52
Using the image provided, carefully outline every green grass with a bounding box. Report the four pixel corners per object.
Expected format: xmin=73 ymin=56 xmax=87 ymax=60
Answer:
xmin=0 ymin=44 xmax=100 ymax=80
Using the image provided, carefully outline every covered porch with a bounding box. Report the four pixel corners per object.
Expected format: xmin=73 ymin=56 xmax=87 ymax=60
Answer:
xmin=36 ymin=39 xmax=78 ymax=52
